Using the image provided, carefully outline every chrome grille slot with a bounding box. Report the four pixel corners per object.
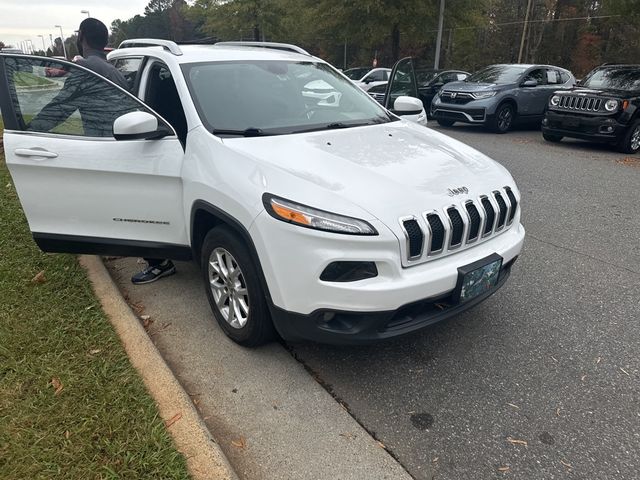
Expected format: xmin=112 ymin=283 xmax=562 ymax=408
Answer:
xmin=481 ymin=196 xmax=495 ymax=235
xmin=465 ymin=202 xmax=481 ymax=242
xmin=446 ymin=207 xmax=464 ymax=248
xmin=401 ymin=218 xmax=424 ymax=260
xmin=426 ymin=213 xmax=445 ymax=253
xmin=494 ymin=191 xmax=508 ymax=230
xmin=504 ymin=187 xmax=518 ymax=224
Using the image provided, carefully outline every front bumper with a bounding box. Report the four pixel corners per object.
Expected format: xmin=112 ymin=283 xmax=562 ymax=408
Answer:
xmin=250 ymin=210 xmax=525 ymax=343
xmin=272 ymin=256 xmax=517 ymax=344
xmin=542 ymin=110 xmax=627 ymax=143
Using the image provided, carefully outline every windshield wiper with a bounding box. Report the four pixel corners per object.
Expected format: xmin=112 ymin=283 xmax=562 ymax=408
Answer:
xmin=212 ymin=127 xmax=271 ymax=137
xmin=292 ymin=119 xmax=391 ymax=134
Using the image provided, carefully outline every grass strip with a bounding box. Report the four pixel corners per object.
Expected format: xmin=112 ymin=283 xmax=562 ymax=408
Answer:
xmin=0 ymin=142 xmax=189 ymax=478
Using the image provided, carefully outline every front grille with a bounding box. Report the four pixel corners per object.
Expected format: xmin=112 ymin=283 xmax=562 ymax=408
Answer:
xmin=557 ymin=95 xmax=602 ymax=112
xmin=494 ymin=192 xmax=508 ymax=230
xmin=402 ymin=219 xmax=424 ymax=259
xmin=440 ymin=91 xmax=474 ymax=105
xmin=399 ymin=187 xmax=519 ymax=263
xmin=369 ymin=92 xmax=385 ymax=104
xmin=447 ymin=207 xmax=464 ymax=247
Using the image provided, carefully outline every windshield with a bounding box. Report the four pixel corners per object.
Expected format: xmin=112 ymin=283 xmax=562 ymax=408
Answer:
xmin=581 ymin=67 xmax=640 ymax=91
xmin=183 ymin=61 xmax=393 ymax=135
xmin=343 ymin=67 xmax=370 ymax=80
xmin=466 ymin=65 xmax=527 ymax=84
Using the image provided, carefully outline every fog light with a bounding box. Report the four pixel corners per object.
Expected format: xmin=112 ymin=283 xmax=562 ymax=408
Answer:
xmin=320 ymin=261 xmax=378 ymax=282
xmin=599 ymin=125 xmax=615 ymax=133
xmin=542 ymin=118 xmax=549 ymax=126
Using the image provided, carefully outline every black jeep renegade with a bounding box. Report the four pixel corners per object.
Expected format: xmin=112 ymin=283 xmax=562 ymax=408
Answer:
xmin=542 ymin=64 xmax=640 ymax=153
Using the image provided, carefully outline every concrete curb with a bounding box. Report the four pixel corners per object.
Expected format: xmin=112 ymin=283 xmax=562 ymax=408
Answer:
xmin=79 ymin=255 xmax=238 ymax=480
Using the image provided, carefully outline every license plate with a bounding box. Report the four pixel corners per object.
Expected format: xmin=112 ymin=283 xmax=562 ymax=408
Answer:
xmin=563 ymin=117 xmax=580 ymax=128
xmin=454 ymin=254 xmax=503 ymax=303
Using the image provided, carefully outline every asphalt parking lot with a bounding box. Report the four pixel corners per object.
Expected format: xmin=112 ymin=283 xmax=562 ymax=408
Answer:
xmin=290 ymin=125 xmax=640 ymax=479
xmin=108 ymin=124 xmax=639 ymax=480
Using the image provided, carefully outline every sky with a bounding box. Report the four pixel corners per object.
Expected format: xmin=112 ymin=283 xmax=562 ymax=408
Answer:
xmin=0 ymin=0 xmax=150 ymax=50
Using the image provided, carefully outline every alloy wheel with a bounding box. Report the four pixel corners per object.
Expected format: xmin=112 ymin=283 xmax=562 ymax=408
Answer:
xmin=631 ymin=125 xmax=640 ymax=151
xmin=498 ymin=106 xmax=513 ymax=131
xmin=208 ymin=247 xmax=250 ymax=329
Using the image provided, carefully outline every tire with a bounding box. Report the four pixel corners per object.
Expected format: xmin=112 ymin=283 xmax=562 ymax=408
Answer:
xmin=543 ymin=132 xmax=563 ymax=143
xmin=437 ymin=119 xmax=455 ymax=127
xmin=488 ymin=103 xmax=515 ymax=133
xmin=201 ymin=226 xmax=275 ymax=346
xmin=616 ymin=120 xmax=640 ymax=154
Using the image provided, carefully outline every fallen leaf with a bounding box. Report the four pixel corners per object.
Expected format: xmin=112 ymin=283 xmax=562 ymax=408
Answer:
xmin=556 ymin=407 xmax=562 ymax=417
xmin=560 ymin=460 xmax=572 ymax=469
xmin=339 ymin=432 xmax=356 ymax=440
xmin=31 ymin=270 xmax=46 ymax=284
xmin=142 ymin=317 xmax=154 ymax=329
xmin=50 ymin=377 xmax=64 ymax=395
xmin=620 ymin=367 xmax=630 ymax=376
xmin=89 ymin=349 xmax=101 ymax=355
xmin=498 ymin=466 xmax=510 ymax=472
xmin=140 ymin=314 xmax=151 ymax=321
xmin=376 ymin=441 xmax=386 ymax=449
xmin=507 ymin=403 xmax=520 ymax=409
xmin=231 ymin=437 xmax=247 ymax=449
xmin=85 ymin=305 xmax=95 ymax=311
xmin=432 ymin=457 xmax=439 ymax=463
xmin=164 ymin=412 xmax=182 ymax=428
xmin=581 ymin=375 xmax=587 ymax=381
xmin=595 ymin=356 xmax=602 ymax=364
xmin=6 ymin=182 xmax=12 ymax=188
xmin=617 ymin=156 xmax=640 ymax=167
xmin=550 ymin=355 xmax=558 ymax=363
xmin=64 ymin=430 xmax=70 ymax=439
xmin=506 ymin=437 xmax=527 ymax=447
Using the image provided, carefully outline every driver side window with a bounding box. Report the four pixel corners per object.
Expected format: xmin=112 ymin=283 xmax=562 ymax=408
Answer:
xmin=5 ymin=56 xmax=149 ymax=137
xmin=524 ymin=69 xmax=546 ymax=86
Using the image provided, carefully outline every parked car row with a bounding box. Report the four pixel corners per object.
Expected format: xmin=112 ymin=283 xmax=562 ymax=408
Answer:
xmin=354 ymin=58 xmax=640 ymax=153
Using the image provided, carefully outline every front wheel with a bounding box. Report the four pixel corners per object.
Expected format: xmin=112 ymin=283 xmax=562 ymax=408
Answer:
xmin=543 ymin=132 xmax=563 ymax=143
xmin=489 ymin=103 xmax=515 ymax=133
xmin=437 ymin=118 xmax=455 ymax=127
xmin=201 ymin=226 xmax=274 ymax=346
xmin=616 ymin=120 xmax=640 ymax=154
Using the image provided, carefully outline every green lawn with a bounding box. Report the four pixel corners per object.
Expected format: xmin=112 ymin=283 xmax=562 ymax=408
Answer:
xmin=0 ymin=134 xmax=189 ymax=478
xmin=13 ymin=71 xmax=56 ymax=88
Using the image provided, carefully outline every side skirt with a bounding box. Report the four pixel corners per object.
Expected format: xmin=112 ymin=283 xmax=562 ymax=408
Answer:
xmin=33 ymin=233 xmax=193 ymax=261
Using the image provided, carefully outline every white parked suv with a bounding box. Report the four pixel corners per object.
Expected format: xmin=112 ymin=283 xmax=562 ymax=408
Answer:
xmin=0 ymin=40 xmax=525 ymax=346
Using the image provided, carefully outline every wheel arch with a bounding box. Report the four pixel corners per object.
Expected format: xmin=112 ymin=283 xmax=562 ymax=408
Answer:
xmin=498 ymin=97 xmax=518 ymax=114
xmin=190 ymin=200 xmax=274 ymax=304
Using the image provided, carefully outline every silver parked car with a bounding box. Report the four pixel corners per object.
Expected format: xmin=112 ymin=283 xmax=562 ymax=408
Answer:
xmin=431 ymin=64 xmax=575 ymax=133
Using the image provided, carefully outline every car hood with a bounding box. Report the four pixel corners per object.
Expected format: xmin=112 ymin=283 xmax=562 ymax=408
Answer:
xmin=223 ymin=121 xmax=515 ymax=225
xmin=442 ymin=81 xmax=512 ymax=92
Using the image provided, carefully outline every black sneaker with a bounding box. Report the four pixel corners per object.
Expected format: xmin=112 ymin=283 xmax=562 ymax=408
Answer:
xmin=131 ymin=260 xmax=176 ymax=284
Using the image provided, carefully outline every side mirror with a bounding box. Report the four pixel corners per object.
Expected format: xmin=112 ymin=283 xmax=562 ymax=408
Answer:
xmin=522 ymin=79 xmax=538 ymax=88
xmin=113 ymin=111 xmax=167 ymax=140
xmin=364 ymin=77 xmax=372 ymax=84
xmin=393 ymin=96 xmax=424 ymax=115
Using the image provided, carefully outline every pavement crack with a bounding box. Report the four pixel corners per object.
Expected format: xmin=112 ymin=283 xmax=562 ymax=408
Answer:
xmin=527 ymin=234 xmax=640 ymax=276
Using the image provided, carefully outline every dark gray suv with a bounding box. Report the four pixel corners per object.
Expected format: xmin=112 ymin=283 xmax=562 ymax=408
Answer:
xmin=431 ymin=64 xmax=575 ymax=133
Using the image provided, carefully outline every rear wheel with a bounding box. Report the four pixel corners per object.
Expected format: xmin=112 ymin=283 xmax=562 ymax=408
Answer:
xmin=201 ymin=226 xmax=274 ymax=346
xmin=616 ymin=120 xmax=640 ymax=154
xmin=437 ymin=119 xmax=455 ymax=127
xmin=489 ymin=103 xmax=515 ymax=133
xmin=543 ymin=132 xmax=563 ymax=143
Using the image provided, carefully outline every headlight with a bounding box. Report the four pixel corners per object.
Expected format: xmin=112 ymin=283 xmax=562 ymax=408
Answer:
xmin=263 ymin=194 xmax=378 ymax=235
xmin=471 ymin=91 xmax=497 ymax=99
xmin=550 ymin=95 xmax=560 ymax=106
xmin=605 ymin=99 xmax=619 ymax=112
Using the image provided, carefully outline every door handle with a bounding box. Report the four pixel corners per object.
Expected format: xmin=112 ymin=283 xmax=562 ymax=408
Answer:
xmin=14 ymin=148 xmax=58 ymax=159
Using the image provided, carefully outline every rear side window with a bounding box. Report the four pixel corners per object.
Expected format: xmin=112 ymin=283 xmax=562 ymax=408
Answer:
xmin=4 ymin=56 xmax=151 ymax=137
xmin=113 ymin=56 xmax=144 ymax=92
xmin=546 ymin=69 xmax=560 ymax=85
xmin=559 ymin=71 xmax=571 ymax=84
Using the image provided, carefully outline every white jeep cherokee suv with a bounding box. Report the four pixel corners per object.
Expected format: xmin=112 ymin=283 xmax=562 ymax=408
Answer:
xmin=0 ymin=40 xmax=525 ymax=346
